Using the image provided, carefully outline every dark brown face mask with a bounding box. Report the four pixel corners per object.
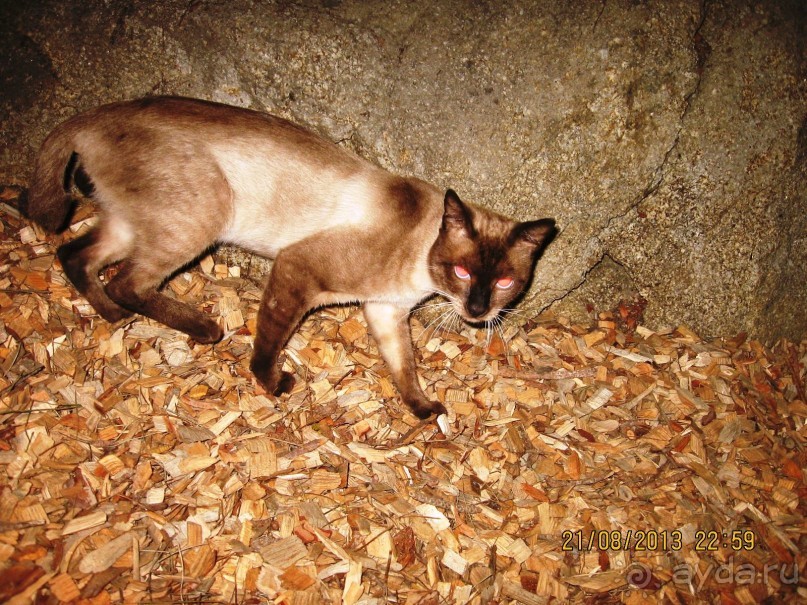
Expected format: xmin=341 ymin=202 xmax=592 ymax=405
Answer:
xmin=428 ymin=189 xmax=556 ymax=324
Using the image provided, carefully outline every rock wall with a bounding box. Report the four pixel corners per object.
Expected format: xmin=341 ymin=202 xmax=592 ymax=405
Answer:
xmin=1 ymin=0 xmax=804 ymax=341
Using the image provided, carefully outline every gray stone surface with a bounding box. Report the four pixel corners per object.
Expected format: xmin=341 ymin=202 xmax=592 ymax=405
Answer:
xmin=1 ymin=0 xmax=804 ymax=341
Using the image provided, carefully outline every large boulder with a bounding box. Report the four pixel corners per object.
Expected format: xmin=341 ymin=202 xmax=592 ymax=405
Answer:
xmin=2 ymin=0 xmax=804 ymax=341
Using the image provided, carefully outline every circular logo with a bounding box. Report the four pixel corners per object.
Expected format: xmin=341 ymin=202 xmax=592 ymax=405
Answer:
xmin=626 ymin=562 xmax=654 ymax=589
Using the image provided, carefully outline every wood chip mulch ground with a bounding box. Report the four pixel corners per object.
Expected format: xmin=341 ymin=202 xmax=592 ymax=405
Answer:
xmin=1 ymin=191 xmax=805 ymax=604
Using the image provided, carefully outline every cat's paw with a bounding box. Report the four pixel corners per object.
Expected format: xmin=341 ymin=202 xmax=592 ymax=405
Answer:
xmin=250 ymin=360 xmax=294 ymax=397
xmin=272 ymin=371 xmax=296 ymax=396
xmin=408 ymin=398 xmax=447 ymax=420
xmin=97 ymin=303 xmax=134 ymax=324
xmin=189 ymin=320 xmax=224 ymax=344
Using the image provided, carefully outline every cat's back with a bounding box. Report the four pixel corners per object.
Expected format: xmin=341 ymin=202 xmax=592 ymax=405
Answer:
xmin=60 ymin=97 xmax=441 ymax=258
xmin=73 ymin=96 xmax=357 ymax=167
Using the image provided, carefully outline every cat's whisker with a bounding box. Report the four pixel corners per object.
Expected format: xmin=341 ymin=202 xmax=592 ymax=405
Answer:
xmin=499 ymin=310 xmax=528 ymax=326
xmin=424 ymin=303 xmax=456 ymax=312
xmin=449 ymin=311 xmax=463 ymax=339
xmin=420 ymin=309 xmax=448 ymax=336
xmin=495 ymin=317 xmax=509 ymax=357
xmin=501 ymin=307 xmax=528 ymax=319
xmin=414 ymin=292 xmax=466 ymax=342
xmin=421 ymin=307 xmax=455 ymax=343
xmin=435 ymin=308 xmax=459 ymax=340
xmin=434 ymin=296 xmax=457 ymax=306
xmin=449 ymin=310 xmax=462 ymax=335
xmin=407 ymin=302 xmax=453 ymax=325
xmin=429 ymin=285 xmax=454 ymax=297
xmin=400 ymin=299 xmax=455 ymax=331
xmin=418 ymin=298 xmax=458 ymax=314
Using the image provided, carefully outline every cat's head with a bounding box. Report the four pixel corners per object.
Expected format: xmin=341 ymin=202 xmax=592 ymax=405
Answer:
xmin=428 ymin=189 xmax=556 ymax=324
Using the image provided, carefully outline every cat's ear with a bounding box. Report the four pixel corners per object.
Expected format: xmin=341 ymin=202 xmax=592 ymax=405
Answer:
xmin=510 ymin=218 xmax=557 ymax=251
xmin=442 ymin=189 xmax=475 ymax=236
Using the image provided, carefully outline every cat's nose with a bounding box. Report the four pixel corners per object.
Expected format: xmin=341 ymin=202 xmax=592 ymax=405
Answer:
xmin=466 ymin=291 xmax=489 ymax=318
xmin=465 ymin=284 xmax=492 ymax=319
xmin=466 ymin=302 xmax=488 ymax=318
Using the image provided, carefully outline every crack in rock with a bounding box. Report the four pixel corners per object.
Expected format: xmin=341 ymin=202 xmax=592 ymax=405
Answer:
xmin=550 ymin=0 xmax=714 ymax=310
xmin=601 ymin=0 xmax=711 ymax=242
xmin=544 ymin=246 xmax=617 ymax=308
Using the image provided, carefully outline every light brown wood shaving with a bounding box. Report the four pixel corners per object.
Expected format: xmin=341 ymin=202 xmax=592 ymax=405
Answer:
xmin=1 ymin=196 xmax=806 ymax=603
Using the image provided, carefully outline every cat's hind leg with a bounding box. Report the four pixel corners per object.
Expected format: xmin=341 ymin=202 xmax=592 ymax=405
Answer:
xmin=106 ymin=233 xmax=224 ymax=343
xmin=57 ymin=217 xmax=134 ymax=323
xmin=104 ymin=256 xmax=223 ymax=344
xmin=98 ymin=160 xmax=231 ymax=343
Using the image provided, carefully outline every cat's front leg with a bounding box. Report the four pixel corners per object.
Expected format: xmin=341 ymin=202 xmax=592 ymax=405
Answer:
xmin=364 ymin=302 xmax=447 ymax=419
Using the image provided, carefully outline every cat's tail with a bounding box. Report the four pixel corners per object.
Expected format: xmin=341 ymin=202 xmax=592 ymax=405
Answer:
xmin=22 ymin=119 xmax=83 ymax=233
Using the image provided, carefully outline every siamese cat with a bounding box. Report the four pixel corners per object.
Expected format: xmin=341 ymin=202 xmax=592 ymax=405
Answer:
xmin=24 ymin=97 xmax=556 ymax=419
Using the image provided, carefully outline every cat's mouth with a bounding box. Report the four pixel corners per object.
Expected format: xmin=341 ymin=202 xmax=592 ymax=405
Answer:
xmin=452 ymin=300 xmax=500 ymax=325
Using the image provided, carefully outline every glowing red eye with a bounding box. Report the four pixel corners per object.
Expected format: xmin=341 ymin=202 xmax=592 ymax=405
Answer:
xmin=454 ymin=265 xmax=471 ymax=280
xmin=496 ymin=277 xmax=514 ymax=290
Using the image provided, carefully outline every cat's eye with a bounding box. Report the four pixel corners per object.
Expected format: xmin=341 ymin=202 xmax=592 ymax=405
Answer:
xmin=496 ymin=277 xmax=515 ymax=290
xmin=453 ymin=265 xmax=471 ymax=280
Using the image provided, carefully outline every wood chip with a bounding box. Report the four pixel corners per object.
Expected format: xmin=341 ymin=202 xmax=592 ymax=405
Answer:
xmin=261 ymin=535 xmax=309 ymax=569
xmin=48 ymin=573 xmax=81 ymax=602
xmin=61 ymin=511 xmax=107 ymax=536
xmin=78 ymin=532 xmax=133 ymax=573
xmin=1 ymin=198 xmax=805 ymax=604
